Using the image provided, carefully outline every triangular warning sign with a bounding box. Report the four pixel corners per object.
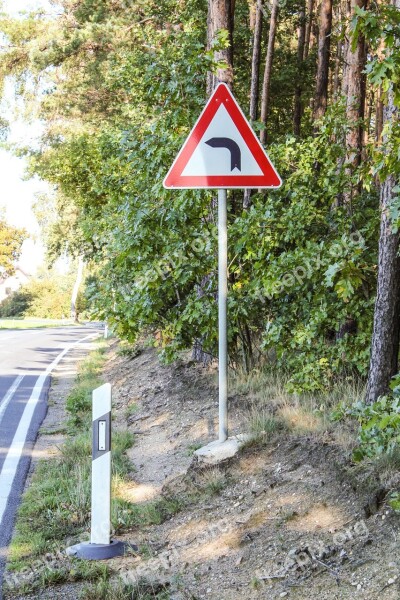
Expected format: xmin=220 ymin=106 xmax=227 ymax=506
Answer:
xmin=163 ymin=83 xmax=282 ymax=189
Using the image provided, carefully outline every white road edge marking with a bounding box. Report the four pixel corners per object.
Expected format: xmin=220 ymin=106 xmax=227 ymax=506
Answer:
xmin=0 ymin=332 xmax=98 ymax=527
xmin=0 ymin=376 xmax=24 ymax=426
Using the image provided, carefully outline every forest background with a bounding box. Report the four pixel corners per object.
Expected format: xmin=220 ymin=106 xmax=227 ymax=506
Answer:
xmin=0 ymin=0 xmax=399 ymax=416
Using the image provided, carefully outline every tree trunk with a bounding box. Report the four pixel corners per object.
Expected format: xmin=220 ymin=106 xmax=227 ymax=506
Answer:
xmin=260 ymin=0 xmax=279 ymax=144
xmin=304 ymin=0 xmax=314 ymax=59
xmin=293 ymin=0 xmax=306 ymax=136
xmin=366 ymin=84 xmax=400 ymax=403
xmin=366 ymin=88 xmax=374 ymax=141
xmin=313 ymin=0 xmax=333 ymax=121
xmin=70 ymin=255 xmax=84 ymax=323
xmin=244 ymin=0 xmax=263 ymax=209
xmin=195 ymin=0 xmax=234 ymax=365
xmin=249 ymin=0 xmax=263 ymax=122
xmin=376 ymin=87 xmax=384 ymax=142
xmin=344 ymin=0 xmax=367 ymax=170
xmin=207 ymin=0 xmax=234 ymax=93
xmin=333 ymin=40 xmax=343 ymax=98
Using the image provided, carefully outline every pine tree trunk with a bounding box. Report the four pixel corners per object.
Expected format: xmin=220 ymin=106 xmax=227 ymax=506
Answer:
xmin=260 ymin=0 xmax=279 ymax=144
xmin=366 ymin=83 xmax=400 ymax=403
xmin=244 ymin=0 xmax=263 ymax=209
xmin=376 ymin=85 xmax=384 ymax=141
xmin=344 ymin=0 xmax=367 ymax=170
xmin=304 ymin=0 xmax=314 ymax=59
xmin=249 ymin=0 xmax=263 ymax=122
xmin=293 ymin=0 xmax=306 ymax=136
xmin=342 ymin=0 xmax=351 ymax=98
xmin=207 ymin=0 xmax=234 ymax=93
xmin=333 ymin=40 xmax=342 ymax=98
xmin=313 ymin=0 xmax=333 ymax=121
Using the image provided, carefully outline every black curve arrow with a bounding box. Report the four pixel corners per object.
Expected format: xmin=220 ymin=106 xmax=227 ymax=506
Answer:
xmin=205 ymin=137 xmax=241 ymax=172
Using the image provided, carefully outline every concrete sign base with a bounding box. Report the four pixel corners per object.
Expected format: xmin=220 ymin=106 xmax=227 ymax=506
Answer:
xmin=194 ymin=434 xmax=251 ymax=465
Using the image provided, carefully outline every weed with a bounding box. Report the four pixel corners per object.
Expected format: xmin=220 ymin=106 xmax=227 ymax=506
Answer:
xmin=194 ymin=468 xmax=227 ymax=496
xmin=389 ymin=491 xmax=400 ymax=513
xmin=125 ymin=402 xmax=139 ymax=419
xmin=112 ymin=496 xmax=183 ymax=533
xmin=117 ymin=341 xmax=142 ymax=359
xmin=39 ymin=426 xmax=67 ymax=435
xmin=233 ymin=365 xmax=364 ymax=445
xmin=332 ymin=386 xmax=400 ymax=461
xmin=245 ymin=405 xmax=287 ymax=447
xmin=375 ymin=446 xmax=400 ymax=471
xmin=250 ymin=576 xmax=262 ymax=589
xmin=79 ymin=577 xmax=170 ymax=599
xmin=186 ymin=442 xmax=202 ymax=456
xmin=113 ymin=430 xmax=135 ymax=477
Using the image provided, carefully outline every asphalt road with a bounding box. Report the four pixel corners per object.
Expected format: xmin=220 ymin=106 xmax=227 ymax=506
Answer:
xmin=0 ymin=325 xmax=101 ymax=598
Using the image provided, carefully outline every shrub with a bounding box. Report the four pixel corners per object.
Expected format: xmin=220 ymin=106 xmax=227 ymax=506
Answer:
xmin=332 ymin=374 xmax=400 ymax=461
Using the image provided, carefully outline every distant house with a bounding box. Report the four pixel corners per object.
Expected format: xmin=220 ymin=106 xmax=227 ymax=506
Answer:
xmin=0 ymin=266 xmax=31 ymax=303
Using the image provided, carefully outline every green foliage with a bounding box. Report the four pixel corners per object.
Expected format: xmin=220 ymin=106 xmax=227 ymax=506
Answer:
xmin=0 ymin=267 xmax=88 ymax=319
xmin=0 ymin=0 xmax=393 ymax=393
xmin=332 ymin=373 xmax=400 ymax=461
xmin=0 ymin=218 xmax=26 ymax=278
xmin=76 ymin=103 xmax=377 ymax=393
xmin=0 ymin=289 xmax=32 ymax=317
xmin=353 ymin=4 xmax=400 ymax=101
xmin=354 ymin=3 xmax=400 ymax=235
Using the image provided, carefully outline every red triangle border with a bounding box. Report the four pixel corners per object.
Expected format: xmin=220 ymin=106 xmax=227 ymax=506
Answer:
xmin=163 ymin=83 xmax=282 ymax=189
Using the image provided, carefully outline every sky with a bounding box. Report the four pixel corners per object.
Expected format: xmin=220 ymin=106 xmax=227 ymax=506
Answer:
xmin=0 ymin=0 xmax=54 ymax=274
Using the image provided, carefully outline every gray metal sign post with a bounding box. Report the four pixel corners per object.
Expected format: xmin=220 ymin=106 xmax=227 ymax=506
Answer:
xmin=218 ymin=188 xmax=228 ymax=442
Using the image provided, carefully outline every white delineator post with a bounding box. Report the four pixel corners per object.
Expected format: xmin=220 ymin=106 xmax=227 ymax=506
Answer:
xmin=218 ymin=188 xmax=228 ymax=443
xmin=91 ymin=383 xmax=111 ymax=544
xmin=66 ymin=383 xmax=136 ymax=559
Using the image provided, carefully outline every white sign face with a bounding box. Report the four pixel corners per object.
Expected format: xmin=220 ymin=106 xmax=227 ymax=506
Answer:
xmin=181 ymin=104 xmax=264 ymax=177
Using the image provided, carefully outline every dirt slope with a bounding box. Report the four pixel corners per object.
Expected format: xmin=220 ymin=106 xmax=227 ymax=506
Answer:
xmin=104 ymin=344 xmax=400 ymax=600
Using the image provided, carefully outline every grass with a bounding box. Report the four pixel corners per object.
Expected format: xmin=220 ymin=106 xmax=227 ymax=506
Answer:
xmin=0 ymin=317 xmax=78 ymax=329
xmin=125 ymin=402 xmax=139 ymax=419
xmin=79 ymin=578 xmax=171 ymax=599
xmin=5 ymin=340 xmax=135 ymax=593
xmin=65 ymin=344 xmax=108 ymax=430
xmin=245 ymin=405 xmax=287 ymax=447
xmin=191 ymin=467 xmax=227 ymax=496
xmin=5 ymin=338 xmax=187 ymax=596
xmin=4 ymin=557 xmax=111 ymax=596
xmin=111 ymin=496 xmax=183 ymax=533
xmin=199 ymin=468 xmax=227 ymax=495
xmin=186 ymin=442 xmax=202 ymax=456
xmin=231 ymin=367 xmax=365 ymax=445
xmin=39 ymin=426 xmax=67 ymax=435
xmin=117 ymin=340 xmax=142 ymax=359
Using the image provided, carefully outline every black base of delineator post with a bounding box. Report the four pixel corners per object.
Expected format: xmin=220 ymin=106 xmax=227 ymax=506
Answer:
xmin=66 ymin=540 xmax=137 ymax=560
